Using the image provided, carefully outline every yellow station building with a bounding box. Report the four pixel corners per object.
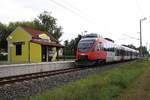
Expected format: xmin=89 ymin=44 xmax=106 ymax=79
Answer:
xmin=7 ymin=26 xmax=63 ymax=63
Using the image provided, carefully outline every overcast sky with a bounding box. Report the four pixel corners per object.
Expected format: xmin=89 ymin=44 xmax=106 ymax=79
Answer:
xmin=0 ymin=0 xmax=150 ymax=49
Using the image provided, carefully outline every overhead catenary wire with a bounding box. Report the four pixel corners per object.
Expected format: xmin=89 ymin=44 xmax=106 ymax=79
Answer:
xmin=122 ymin=33 xmax=139 ymax=40
xmin=47 ymin=0 xmax=96 ymax=24
xmin=58 ymin=0 xmax=96 ymax=22
xmin=135 ymin=0 xmax=142 ymax=14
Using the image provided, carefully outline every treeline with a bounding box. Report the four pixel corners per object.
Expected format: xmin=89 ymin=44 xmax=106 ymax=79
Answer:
xmin=63 ymin=35 xmax=82 ymax=56
xmin=0 ymin=11 xmax=63 ymax=51
xmin=63 ymin=38 xmax=149 ymax=57
xmin=123 ymin=44 xmax=149 ymax=56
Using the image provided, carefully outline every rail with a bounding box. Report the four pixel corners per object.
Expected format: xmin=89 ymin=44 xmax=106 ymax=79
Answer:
xmin=0 ymin=67 xmax=86 ymax=85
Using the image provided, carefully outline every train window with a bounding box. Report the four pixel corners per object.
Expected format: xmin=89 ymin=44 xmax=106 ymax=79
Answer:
xmin=116 ymin=49 xmax=119 ymax=56
xmin=78 ymin=40 xmax=95 ymax=52
xmin=108 ymin=44 xmax=110 ymax=51
xmin=107 ymin=43 xmax=113 ymax=52
xmin=103 ymin=42 xmax=115 ymax=52
xmin=110 ymin=46 xmax=112 ymax=51
xmin=99 ymin=43 xmax=104 ymax=50
xmin=94 ymin=43 xmax=103 ymax=51
xmin=110 ymin=47 xmax=113 ymax=52
xmin=103 ymin=43 xmax=108 ymax=51
xmin=108 ymin=43 xmax=111 ymax=51
xmin=95 ymin=44 xmax=99 ymax=51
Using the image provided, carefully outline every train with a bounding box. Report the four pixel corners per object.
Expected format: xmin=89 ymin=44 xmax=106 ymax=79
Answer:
xmin=75 ymin=33 xmax=139 ymax=66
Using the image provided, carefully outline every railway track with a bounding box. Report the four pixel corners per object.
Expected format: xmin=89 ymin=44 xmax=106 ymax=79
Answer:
xmin=0 ymin=67 xmax=89 ymax=85
xmin=0 ymin=60 xmax=136 ymax=86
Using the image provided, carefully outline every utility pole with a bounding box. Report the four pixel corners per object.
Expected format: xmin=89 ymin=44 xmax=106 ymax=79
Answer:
xmin=140 ymin=19 xmax=142 ymax=57
xmin=139 ymin=17 xmax=147 ymax=57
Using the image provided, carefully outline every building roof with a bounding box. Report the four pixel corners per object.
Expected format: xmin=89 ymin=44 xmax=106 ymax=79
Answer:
xmin=31 ymin=39 xmax=64 ymax=47
xmin=22 ymin=26 xmax=58 ymax=42
xmin=21 ymin=26 xmax=63 ymax=48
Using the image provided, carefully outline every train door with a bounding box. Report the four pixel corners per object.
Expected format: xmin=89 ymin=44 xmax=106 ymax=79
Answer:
xmin=120 ymin=49 xmax=125 ymax=61
xmin=95 ymin=42 xmax=106 ymax=60
xmin=105 ymin=43 xmax=115 ymax=62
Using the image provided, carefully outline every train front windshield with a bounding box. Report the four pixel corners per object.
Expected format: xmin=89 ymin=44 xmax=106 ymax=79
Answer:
xmin=78 ymin=39 xmax=95 ymax=52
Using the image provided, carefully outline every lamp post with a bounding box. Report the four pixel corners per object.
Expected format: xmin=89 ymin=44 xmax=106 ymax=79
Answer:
xmin=140 ymin=17 xmax=147 ymax=57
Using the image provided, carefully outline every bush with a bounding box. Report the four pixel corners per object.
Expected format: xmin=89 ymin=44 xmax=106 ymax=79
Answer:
xmin=0 ymin=54 xmax=7 ymax=61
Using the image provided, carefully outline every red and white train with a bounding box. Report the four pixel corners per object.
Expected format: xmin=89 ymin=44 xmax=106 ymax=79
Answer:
xmin=76 ymin=33 xmax=139 ymax=66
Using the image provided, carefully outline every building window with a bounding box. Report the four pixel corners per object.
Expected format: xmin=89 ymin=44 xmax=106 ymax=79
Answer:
xmin=16 ymin=44 xmax=22 ymax=55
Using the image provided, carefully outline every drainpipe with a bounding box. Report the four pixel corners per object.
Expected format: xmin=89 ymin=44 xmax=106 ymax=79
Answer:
xmin=28 ymin=41 xmax=30 ymax=63
xmin=47 ymin=46 xmax=48 ymax=62
xmin=57 ymin=47 xmax=59 ymax=61
xmin=8 ymin=42 xmax=10 ymax=63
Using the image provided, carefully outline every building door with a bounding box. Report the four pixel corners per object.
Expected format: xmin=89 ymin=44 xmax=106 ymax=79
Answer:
xmin=42 ymin=45 xmax=47 ymax=62
xmin=48 ymin=47 xmax=52 ymax=61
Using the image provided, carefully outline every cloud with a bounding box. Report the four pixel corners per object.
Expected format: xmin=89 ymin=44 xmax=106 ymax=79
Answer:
xmin=0 ymin=0 xmax=150 ymax=48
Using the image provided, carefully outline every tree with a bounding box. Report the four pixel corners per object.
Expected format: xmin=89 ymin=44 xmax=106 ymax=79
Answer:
xmin=7 ymin=11 xmax=63 ymax=40
xmin=73 ymin=35 xmax=82 ymax=55
xmin=0 ymin=21 xmax=36 ymax=51
xmin=63 ymin=34 xmax=82 ymax=56
xmin=8 ymin=21 xmax=35 ymax=31
xmin=63 ymin=40 xmax=72 ymax=56
xmin=126 ymin=44 xmax=137 ymax=49
xmin=34 ymin=11 xmax=63 ymax=40
xmin=137 ymin=46 xmax=149 ymax=57
xmin=0 ymin=11 xmax=63 ymax=51
xmin=64 ymin=40 xmax=69 ymax=47
xmin=0 ymin=23 xmax=10 ymax=50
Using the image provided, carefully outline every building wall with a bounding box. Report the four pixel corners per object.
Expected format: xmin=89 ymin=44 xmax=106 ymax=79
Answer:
xmin=10 ymin=41 xmax=29 ymax=63
xmin=7 ymin=26 xmax=61 ymax=63
xmin=51 ymin=47 xmax=57 ymax=61
xmin=30 ymin=42 xmax=41 ymax=63
xmin=7 ymin=27 xmax=31 ymax=42
xmin=7 ymin=27 xmax=31 ymax=63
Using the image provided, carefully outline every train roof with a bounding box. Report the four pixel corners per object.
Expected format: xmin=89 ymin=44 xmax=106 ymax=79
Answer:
xmin=104 ymin=38 xmax=114 ymax=43
xmin=79 ymin=38 xmax=97 ymax=43
xmin=82 ymin=33 xmax=100 ymax=38
xmin=121 ymin=45 xmax=138 ymax=52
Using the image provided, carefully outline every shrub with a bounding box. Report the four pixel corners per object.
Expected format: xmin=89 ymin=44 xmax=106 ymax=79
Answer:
xmin=0 ymin=54 xmax=7 ymax=61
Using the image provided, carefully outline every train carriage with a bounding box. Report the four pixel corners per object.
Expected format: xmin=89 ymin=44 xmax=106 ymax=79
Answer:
xmin=76 ymin=33 xmax=139 ymax=66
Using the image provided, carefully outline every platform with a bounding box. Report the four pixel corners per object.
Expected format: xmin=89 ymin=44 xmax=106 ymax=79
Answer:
xmin=0 ymin=61 xmax=75 ymax=78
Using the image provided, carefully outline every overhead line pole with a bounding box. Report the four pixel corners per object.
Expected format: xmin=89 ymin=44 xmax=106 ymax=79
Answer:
xmin=140 ymin=19 xmax=142 ymax=57
xmin=139 ymin=17 xmax=147 ymax=58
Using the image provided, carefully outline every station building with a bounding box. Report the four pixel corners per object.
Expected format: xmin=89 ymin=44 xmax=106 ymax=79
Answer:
xmin=7 ymin=26 xmax=63 ymax=63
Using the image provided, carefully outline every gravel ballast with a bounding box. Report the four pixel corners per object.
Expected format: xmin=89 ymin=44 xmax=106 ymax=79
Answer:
xmin=0 ymin=62 xmax=131 ymax=100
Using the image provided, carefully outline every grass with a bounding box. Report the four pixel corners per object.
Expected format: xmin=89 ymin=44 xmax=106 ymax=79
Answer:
xmin=28 ymin=60 xmax=150 ymax=100
xmin=118 ymin=65 xmax=150 ymax=100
